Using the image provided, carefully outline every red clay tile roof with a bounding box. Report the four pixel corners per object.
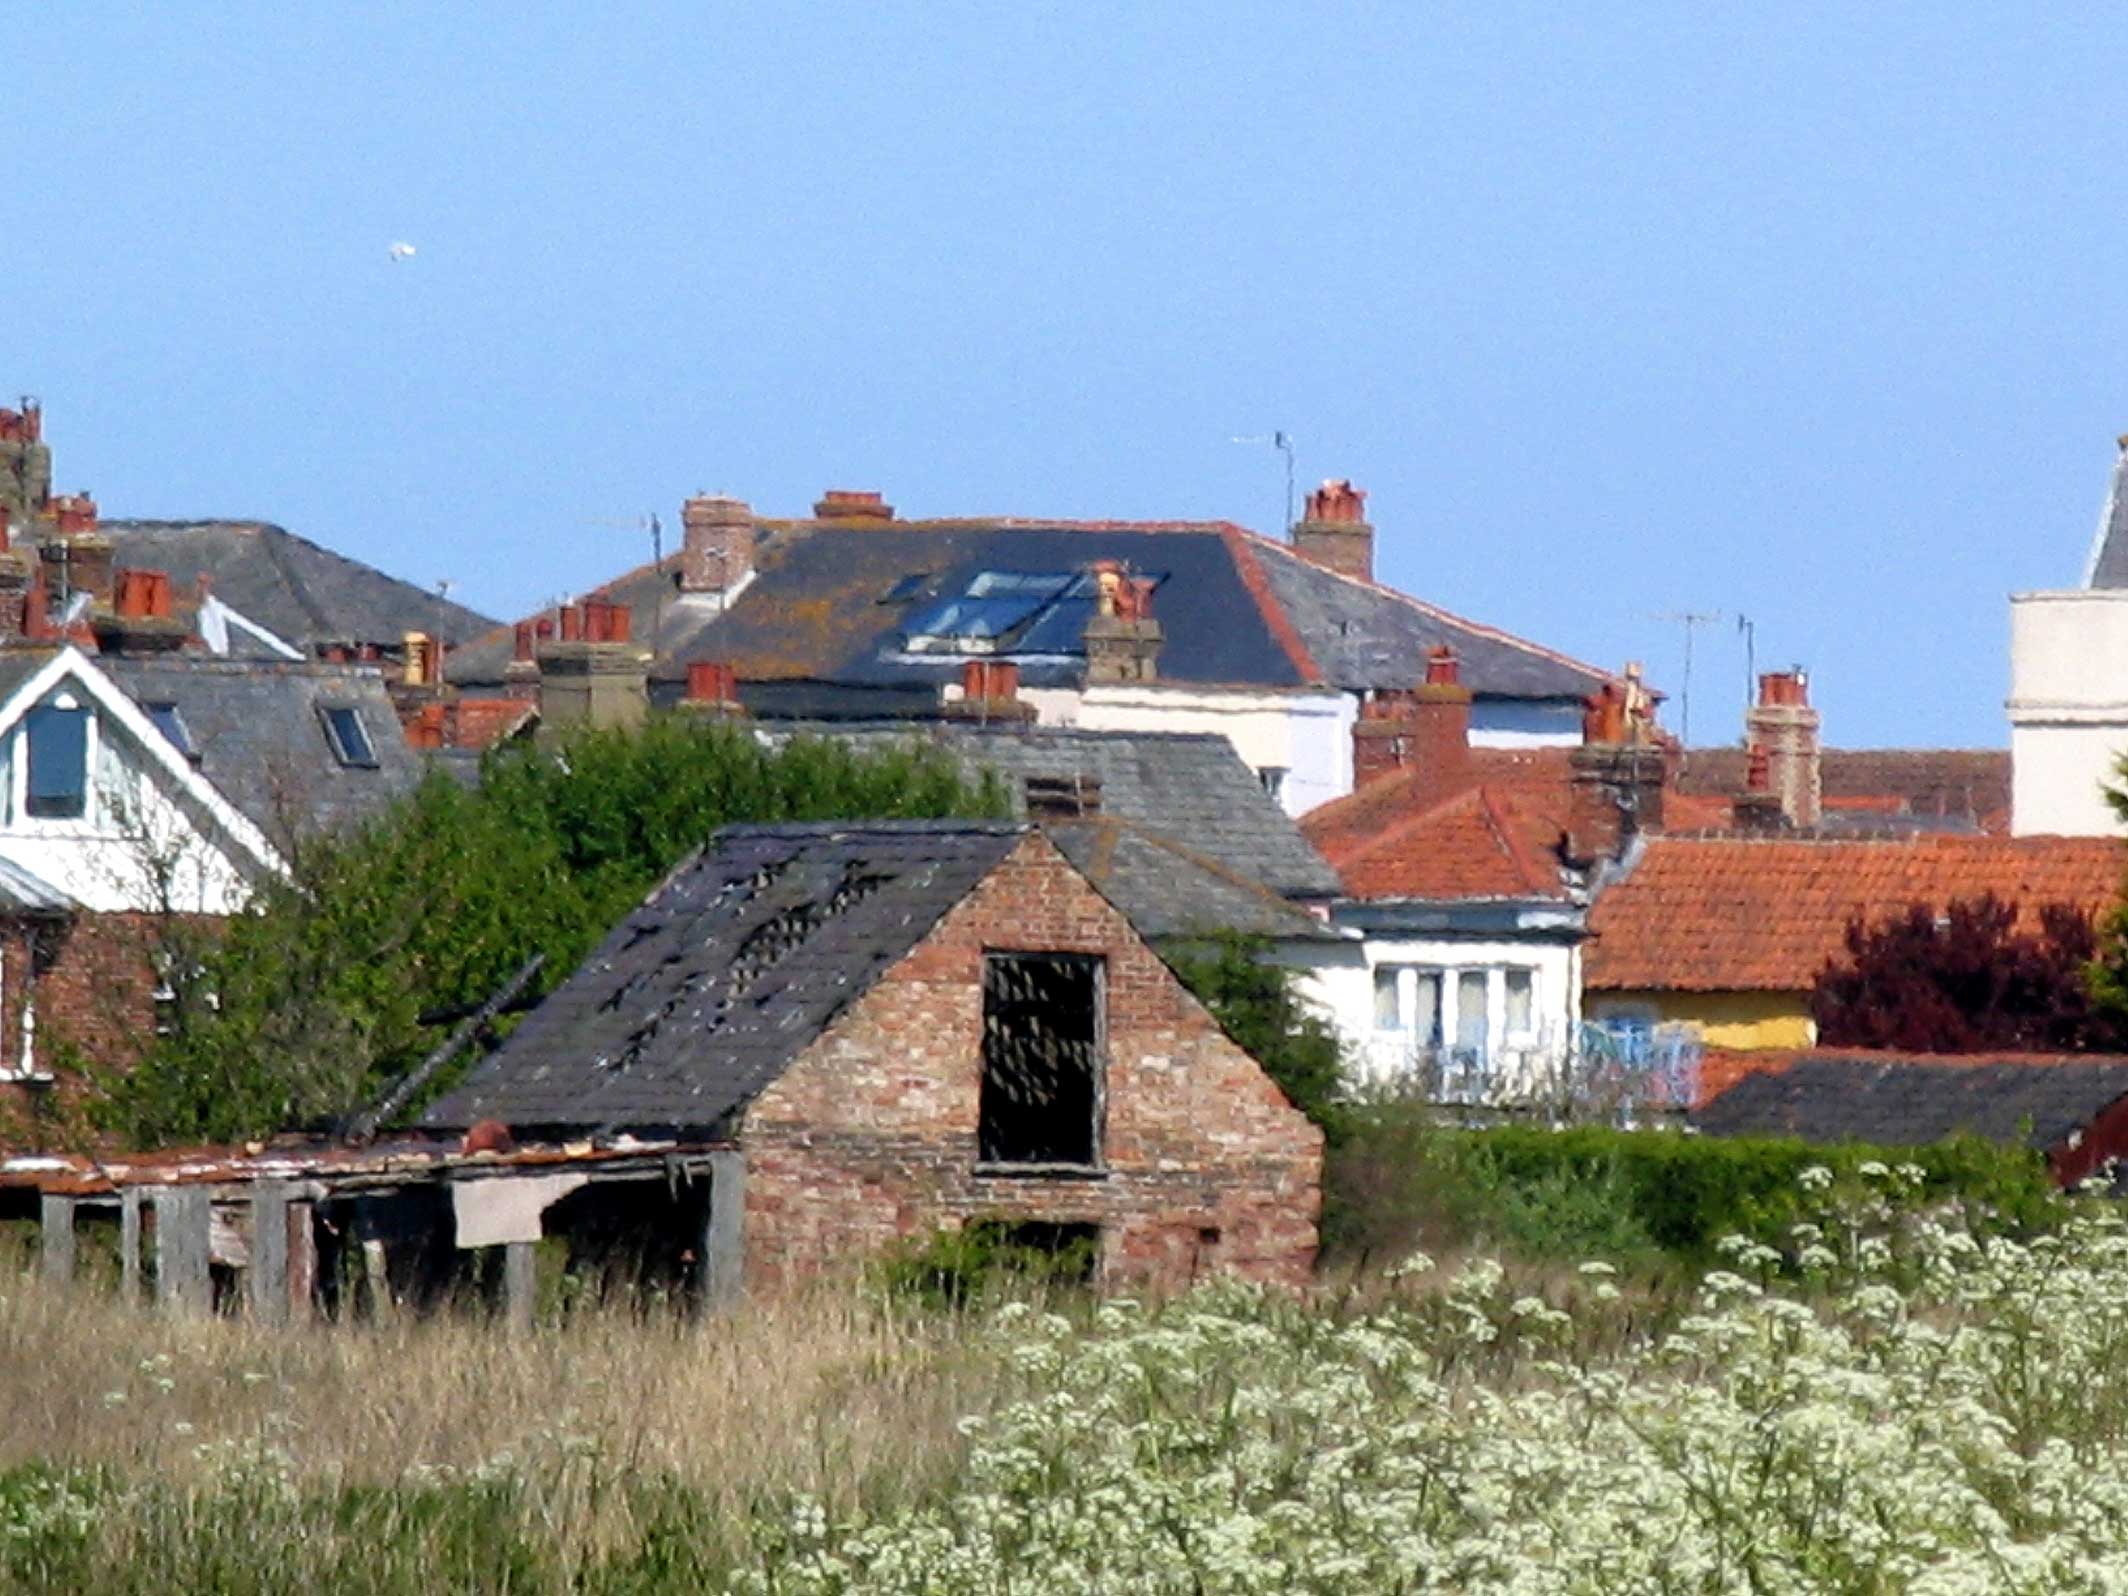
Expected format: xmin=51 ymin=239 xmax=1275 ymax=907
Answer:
xmin=1316 ymin=785 xmax=1569 ymax=902
xmin=1586 ymin=835 xmax=2126 ymax=993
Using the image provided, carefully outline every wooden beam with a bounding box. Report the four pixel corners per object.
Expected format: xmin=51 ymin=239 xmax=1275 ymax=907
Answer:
xmin=700 ymin=1149 xmax=745 ymax=1313
xmin=154 ymin=1189 xmax=213 ymax=1315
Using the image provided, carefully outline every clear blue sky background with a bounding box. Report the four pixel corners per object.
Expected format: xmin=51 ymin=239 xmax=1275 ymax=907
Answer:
xmin=12 ymin=4 xmax=2126 ymax=747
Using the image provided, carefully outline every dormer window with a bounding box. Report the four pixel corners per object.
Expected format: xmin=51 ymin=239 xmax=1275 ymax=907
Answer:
xmin=319 ymin=705 xmax=378 ymax=769
xmin=143 ymin=702 xmax=198 ymax=762
xmin=24 ymin=699 xmax=88 ymax=820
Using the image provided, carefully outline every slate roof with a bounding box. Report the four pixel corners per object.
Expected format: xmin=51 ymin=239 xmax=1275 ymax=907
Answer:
xmin=98 ymin=657 xmax=426 ymax=839
xmin=0 ymin=856 xmax=73 ymax=916
xmin=2086 ymin=440 xmax=2128 ymax=588
xmin=1041 ymin=817 xmax=1341 ymax=941
xmin=1308 ymin=784 xmax=1570 ymax=903
xmin=99 ymin=521 xmax=495 ymax=653
xmin=447 ymin=512 xmax=1611 ymax=703
xmin=1694 ymin=1056 xmax=2128 ymax=1153
xmin=1585 ymin=835 xmax=2125 ymax=993
xmin=422 ymin=821 xmax=1027 ymax=1135
xmin=766 ymin=722 xmax=1341 ymax=901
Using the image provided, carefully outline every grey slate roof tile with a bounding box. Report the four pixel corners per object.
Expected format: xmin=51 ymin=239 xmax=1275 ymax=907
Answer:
xmin=1693 ymin=1057 xmax=2128 ymax=1152
xmin=765 ymin=723 xmax=1342 ymax=901
xmin=100 ymin=657 xmax=425 ymax=839
xmin=422 ymin=821 xmax=1027 ymax=1135
xmin=101 ymin=521 xmax=495 ymax=652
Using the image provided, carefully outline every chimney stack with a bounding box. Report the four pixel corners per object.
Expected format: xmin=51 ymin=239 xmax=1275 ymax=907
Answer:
xmin=680 ymin=495 xmax=756 ymax=599
xmin=947 ymin=657 xmax=1037 ymax=722
xmin=1082 ymin=560 xmax=1163 ymax=684
xmin=1566 ymin=669 xmax=1668 ymax=862
xmin=91 ymin=567 xmax=189 ymax=654
xmin=1745 ymin=668 xmax=1821 ymax=829
xmin=1350 ymin=646 xmax=1474 ymax=803
xmin=536 ymin=601 xmax=648 ymax=730
xmin=680 ymin=659 xmax=745 ymax=715
xmin=812 ymin=489 xmax=894 ymax=523
xmin=1730 ymin=743 xmax=1788 ymax=834
xmin=0 ymin=403 xmax=51 ymax=525
xmin=1290 ymin=479 xmax=1375 ymax=583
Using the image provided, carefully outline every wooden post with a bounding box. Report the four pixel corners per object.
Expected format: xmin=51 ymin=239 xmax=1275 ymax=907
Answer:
xmin=249 ymin=1184 xmax=291 ymax=1327
xmin=502 ymin=1241 xmax=537 ymax=1333
xmin=286 ymin=1200 xmax=317 ymax=1324
xmin=700 ymin=1150 xmax=745 ymax=1313
xmin=154 ymin=1188 xmax=213 ymax=1315
xmin=120 ymin=1189 xmax=141 ymax=1305
xmin=38 ymin=1195 xmax=74 ymax=1286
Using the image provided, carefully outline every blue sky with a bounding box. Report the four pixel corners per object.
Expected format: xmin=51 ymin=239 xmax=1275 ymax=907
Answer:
xmin=11 ymin=4 xmax=2127 ymax=746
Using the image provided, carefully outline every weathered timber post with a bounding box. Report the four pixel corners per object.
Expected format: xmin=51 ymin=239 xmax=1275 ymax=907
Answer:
xmin=700 ymin=1150 xmax=745 ymax=1313
xmin=502 ymin=1241 xmax=537 ymax=1333
xmin=249 ymin=1183 xmax=292 ymax=1327
xmin=38 ymin=1195 xmax=74 ymax=1285
xmin=120 ymin=1189 xmax=142 ymax=1304
xmin=154 ymin=1188 xmax=213 ymax=1315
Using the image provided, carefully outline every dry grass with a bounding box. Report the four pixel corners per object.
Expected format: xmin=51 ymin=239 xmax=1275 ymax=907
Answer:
xmin=0 ymin=1271 xmax=1007 ymax=1520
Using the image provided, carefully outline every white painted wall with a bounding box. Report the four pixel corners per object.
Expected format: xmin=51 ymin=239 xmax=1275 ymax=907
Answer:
xmin=1290 ymin=931 xmax=1582 ymax=1098
xmin=1470 ymin=699 xmax=1583 ymax=748
xmin=1027 ymin=682 xmax=1355 ymax=816
xmin=2008 ymin=589 xmax=2128 ymax=835
xmin=0 ymin=682 xmax=258 ymax=915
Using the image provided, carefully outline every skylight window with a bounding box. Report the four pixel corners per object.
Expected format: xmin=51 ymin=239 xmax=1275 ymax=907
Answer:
xmin=878 ymin=573 xmax=933 ymax=604
xmin=319 ymin=705 xmax=379 ymax=769
xmin=143 ymin=702 xmax=198 ymax=762
xmin=902 ymin=570 xmax=1157 ymax=657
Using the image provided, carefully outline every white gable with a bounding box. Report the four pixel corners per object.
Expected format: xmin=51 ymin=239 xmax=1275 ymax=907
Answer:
xmin=0 ymin=649 xmax=284 ymax=914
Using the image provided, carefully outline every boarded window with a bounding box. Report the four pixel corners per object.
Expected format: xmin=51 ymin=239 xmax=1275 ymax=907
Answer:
xmin=979 ymin=952 xmax=1103 ymax=1166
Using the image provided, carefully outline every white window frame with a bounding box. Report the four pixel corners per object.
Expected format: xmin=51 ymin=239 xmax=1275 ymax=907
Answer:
xmin=12 ymin=691 xmax=103 ymax=835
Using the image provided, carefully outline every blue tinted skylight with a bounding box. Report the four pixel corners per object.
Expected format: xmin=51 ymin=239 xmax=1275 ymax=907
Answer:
xmin=903 ymin=571 xmax=1140 ymax=655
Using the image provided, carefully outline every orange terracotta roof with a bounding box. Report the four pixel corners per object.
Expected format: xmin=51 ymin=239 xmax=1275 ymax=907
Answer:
xmin=1586 ymin=835 xmax=2126 ymax=994
xmin=1327 ymin=785 xmax=1569 ymax=901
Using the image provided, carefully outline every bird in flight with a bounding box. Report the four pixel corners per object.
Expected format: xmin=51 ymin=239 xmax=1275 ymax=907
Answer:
xmin=388 ymin=241 xmax=417 ymax=263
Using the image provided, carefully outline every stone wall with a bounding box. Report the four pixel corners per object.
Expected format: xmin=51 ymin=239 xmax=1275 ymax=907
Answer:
xmin=740 ymin=832 xmax=1323 ymax=1292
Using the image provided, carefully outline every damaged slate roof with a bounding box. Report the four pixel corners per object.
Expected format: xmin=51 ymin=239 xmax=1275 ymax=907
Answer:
xmin=1040 ymin=817 xmax=1341 ymax=942
xmin=99 ymin=657 xmax=425 ymax=838
xmin=1694 ymin=1056 xmax=2128 ymax=1153
xmin=447 ymin=513 xmax=1610 ymax=704
xmin=763 ymin=723 xmax=1341 ymax=902
xmin=423 ymin=821 xmax=1027 ymax=1136
xmin=100 ymin=521 xmax=495 ymax=653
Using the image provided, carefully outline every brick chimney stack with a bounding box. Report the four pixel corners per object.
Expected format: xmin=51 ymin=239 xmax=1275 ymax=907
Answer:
xmin=679 ymin=496 xmax=755 ymax=599
xmin=1730 ymin=742 xmax=1787 ymax=834
xmin=1290 ymin=479 xmax=1374 ymax=583
xmin=679 ymin=659 xmax=746 ymax=716
xmin=1567 ymin=668 xmax=1668 ymax=863
xmin=0 ymin=403 xmax=51 ymax=525
xmin=91 ymin=568 xmax=190 ymax=654
xmin=1351 ymin=646 xmax=1473 ymax=804
xmin=947 ymin=658 xmax=1037 ymax=723
xmin=1745 ymin=668 xmax=1821 ymax=829
xmin=1082 ymin=561 xmax=1163 ymax=684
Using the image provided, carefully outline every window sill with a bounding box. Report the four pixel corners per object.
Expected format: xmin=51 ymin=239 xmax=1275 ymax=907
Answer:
xmin=973 ymin=1161 xmax=1110 ymax=1181
xmin=0 ymin=1073 xmax=57 ymax=1088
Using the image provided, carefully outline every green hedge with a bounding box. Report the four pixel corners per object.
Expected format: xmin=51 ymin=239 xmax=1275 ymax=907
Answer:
xmin=1324 ymin=1110 xmax=2063 ymax=1268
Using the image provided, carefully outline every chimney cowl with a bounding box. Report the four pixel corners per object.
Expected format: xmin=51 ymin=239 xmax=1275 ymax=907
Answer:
xmin=1757 ymin=669 xmax=1810 ymax=708
xmin=682 ymin=659 xmax=744 ymax=713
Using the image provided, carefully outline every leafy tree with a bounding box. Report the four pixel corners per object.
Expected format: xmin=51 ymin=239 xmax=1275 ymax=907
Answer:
xmin=1163 ymin=932 xmax=1348 ymax=1139
xmin=102 ymin=718 xmax=1006 ymax=1146
xmin=1810 ymin=893 xmax=2125 ymax=1052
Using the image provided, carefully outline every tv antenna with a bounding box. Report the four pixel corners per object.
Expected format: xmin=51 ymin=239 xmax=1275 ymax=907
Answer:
xmin=1651 ymin=609 xmax=1722 ymax=747
xmin=1230 ymin=430 xmax=1296 ymax=531
xmin=1735 ymin=614 xmax=1756 ymax=726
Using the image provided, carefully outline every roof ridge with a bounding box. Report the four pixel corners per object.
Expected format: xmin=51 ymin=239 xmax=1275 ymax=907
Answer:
xmin=1233 ymin=524 xmax=1619 ymax=686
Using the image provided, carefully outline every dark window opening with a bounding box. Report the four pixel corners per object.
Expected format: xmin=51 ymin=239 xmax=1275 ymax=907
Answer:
xmin=319 ymin=705 xmax=378 ymax=768
xmin=1023 ymin=774 xmax=1102 ymax=820
xmin=1256 ymin=766 xmax=1287 ymax=801
xmin=973 ymin=1219 xmax=1100 ymax=1286
xmin=24 ymin=703 xmax=88 ymax=819
xmin=143 ymin=702 xmax=198 ymax=762
xmin=979 ymin=952 xmax=1103 ymax=1166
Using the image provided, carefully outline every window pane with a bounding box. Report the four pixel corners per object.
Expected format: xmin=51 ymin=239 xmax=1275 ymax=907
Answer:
xmin=1373 ymin=967 xmax=1402 ymax=1030
xmin=24 ymin=706 xmax=87 ymax=819
xmin=322 ymin=706 xmax=378 ymax=768
xmin=1412 ymin=972 xmax=1442 ymax=1046
xmin=1456 ymin=970 xmax=1489 ymax=1052
xmin=1504 ymin=969 xmax=1535 ymax=1034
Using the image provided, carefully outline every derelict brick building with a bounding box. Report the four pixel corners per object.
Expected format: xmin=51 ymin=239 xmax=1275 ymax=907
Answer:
xmin=423 ymin=820 xmax=1324 ymax=1291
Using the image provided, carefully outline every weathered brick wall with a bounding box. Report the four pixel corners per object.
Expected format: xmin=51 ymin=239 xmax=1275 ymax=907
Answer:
xmin=0 ymin=911 xmax=169 ymax=1144
xmin=740 ymin=832 xmax=1323 ymax=1292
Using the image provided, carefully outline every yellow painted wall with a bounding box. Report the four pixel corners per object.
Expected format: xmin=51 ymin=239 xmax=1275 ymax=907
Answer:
xmin=1588 ymin=989 xmax=1816 ymax=1051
